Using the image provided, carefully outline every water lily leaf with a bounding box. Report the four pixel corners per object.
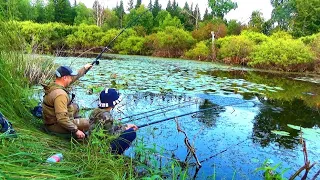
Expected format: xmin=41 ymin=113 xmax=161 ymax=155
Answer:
xmin=271 ymin=130 xmax=290 ymax=136
xmin=287 ymin=124 xmax=301 ymax=131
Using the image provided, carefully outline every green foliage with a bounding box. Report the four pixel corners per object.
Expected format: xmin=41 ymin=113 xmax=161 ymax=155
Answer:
xmin=66 ymin=24 xmax=103 ymax=49
xmin=216 ymin=35 xmax=255 ymax=64
xmin=74 ymin=2 xmax=94 ymax=25
xmin=20 ymin=21 xmax=73 ymax=53
xmin=154 ymin=10 xmax=169 ymax=28
xmin=159 ymin=13 xmax=183 ymax=30
xmin=240 ymin=30 xmax=269 ymax=44
xmin=102 ymin=9 xmax=120 ymax=30
xmin=227 ymin=19 xmax=242 ymax=35
xmin=125 ymin=5 xmax=153 ymax=34
xmin=249 ymin=38 xmax=315 ymax=71
xmin=147 ymin=26 xmax=195 ymax=57
xmin=292 ymin=0 xmax=320 ymax=37
xmin=270 ymin=0 xmax=295 ymax=31
xmin=255 ymin=160 xmax=289 ymax=180
xmin=270 ymin=31 xmax=293 ymax=40
xmin=117 ymin=36 xmax=145 ymax=55
xmin=185 ymin=41 xmax=210 ymax=60
xmin=248 ymin=11 xmax=265 ymax=33
xmin=208 ymin=0 xmax=238 ymax=19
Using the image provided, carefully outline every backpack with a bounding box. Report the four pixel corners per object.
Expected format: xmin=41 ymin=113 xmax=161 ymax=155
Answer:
xmin=0 ymin=112 xmax=16 ymax=137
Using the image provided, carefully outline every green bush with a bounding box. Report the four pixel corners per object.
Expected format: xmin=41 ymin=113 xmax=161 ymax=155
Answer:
xmin=66 ymin=24 xmax=103 ymax=50
xmin=100 ymin=28 xmax=138 ymax=53
xmin=216 ymin=35 xmax=255 ymax=65
xmin=241 ymin=30 xmax=269 ymax=44
xmin=20 ymin=21 xmax=72 ymax=53
xmin=185 ymin=41 xmax=210 ymax=60
xmin=249 ymin=38 xmax=315 ymax=71
xmin=148 ymin=26 xmax=195 ymax=57
xmin=117 ymin=36 xmax=145 ymax=55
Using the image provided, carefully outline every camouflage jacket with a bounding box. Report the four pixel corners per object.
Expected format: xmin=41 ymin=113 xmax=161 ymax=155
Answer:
xmin=89 ymin=108 xmax=125 ymax=136
xmin=41 ymin=67 xmax=87 ymax=133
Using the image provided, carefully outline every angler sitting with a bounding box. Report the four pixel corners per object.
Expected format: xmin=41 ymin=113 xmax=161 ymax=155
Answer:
xmin=42 ymin=64 xmax=92 ymax=139
xmin=89 ymin=88 xmax=138 ymax=155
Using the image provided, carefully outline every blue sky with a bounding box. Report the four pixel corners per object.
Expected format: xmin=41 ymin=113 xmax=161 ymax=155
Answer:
xmin=78 ymin=0 xmax=273 ymax=23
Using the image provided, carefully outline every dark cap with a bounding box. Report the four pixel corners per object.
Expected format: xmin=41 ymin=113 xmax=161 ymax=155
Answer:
xmin=55 ymin=66 xmax=78 ymax=77
xmin=98 ymin=88 xmax=120 ymax=108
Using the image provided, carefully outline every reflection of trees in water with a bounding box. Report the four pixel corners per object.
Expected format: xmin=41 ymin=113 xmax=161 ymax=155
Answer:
xmin=252 ymin=98 xmax=320 ymax=149
xmin=195 ymin=99 xmax=225 ymax=127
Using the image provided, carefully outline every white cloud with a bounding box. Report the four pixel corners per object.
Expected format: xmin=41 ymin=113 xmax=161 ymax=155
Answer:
xmin=78 ymin=0 xmax=273 ymax=24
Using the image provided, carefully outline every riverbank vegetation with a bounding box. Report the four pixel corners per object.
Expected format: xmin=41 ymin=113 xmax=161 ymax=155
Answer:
xmin=0 ymin=0 xmax=319 ymax=72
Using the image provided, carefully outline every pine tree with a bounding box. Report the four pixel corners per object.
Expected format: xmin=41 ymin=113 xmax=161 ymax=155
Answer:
xmin=203 ymin=8 xmax=211 ymax=21
xmin=135 ymin=0 xmax=141 ymax=9
xmin=152 ymin=0 xmax=161 ymax=17
xmin=148 ymin=0 xmax=153 ymax=10
xmin=115 ymin=0 xmax=125 ymax=27
xmin=166 ymin=0 xmax=172 ymax=14
xmin=127 ymin=0 xmax=134 ymax=11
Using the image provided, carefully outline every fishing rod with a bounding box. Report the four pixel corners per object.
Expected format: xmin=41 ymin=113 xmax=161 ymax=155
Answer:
xmin=90 ymin=9 xmax=150 ymax=66
xmin=137 ymin=106 xmax=218 ymax=128
xmin=135 ymin=100 xmax=260 ymax=128
xmin=120 ymin=100 xmax=197 ymax=121
xmin=122 ymin=102 xmax=198 ymax=124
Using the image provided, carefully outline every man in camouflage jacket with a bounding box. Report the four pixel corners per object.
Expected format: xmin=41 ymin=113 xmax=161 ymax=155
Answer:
xmin=42 ymin=64 xmax=92 ymax=139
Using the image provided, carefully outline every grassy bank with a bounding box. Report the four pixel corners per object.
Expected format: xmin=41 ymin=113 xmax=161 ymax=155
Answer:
xmin=0 ymin=22 xmax=134 ymax=179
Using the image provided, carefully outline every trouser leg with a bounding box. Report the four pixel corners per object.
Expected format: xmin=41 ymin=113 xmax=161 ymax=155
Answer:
xmin=110 ymin=128 xmax=136 ymax=155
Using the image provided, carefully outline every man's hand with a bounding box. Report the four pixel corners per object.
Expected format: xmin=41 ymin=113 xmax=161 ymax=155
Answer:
xmin=75 ymin=130 xmax=85 ymax=139
xmin=125 ymin=124 xmax=138 ymax=131
xmin=84 ymin=63 xmax=93 ymax=71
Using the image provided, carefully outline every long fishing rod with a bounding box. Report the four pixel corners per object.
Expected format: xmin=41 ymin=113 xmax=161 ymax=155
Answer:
xmin=137 ymin=106 xmax=218 ymax=128
xmin=90 ymin=9 xmax=150 ymax=66
xmin=122 ymin=102 xmax=197 ymax=124
xmin=120 ymin=100 xmax=197 ymax=121
xmin=136 ymin=100 xmax=259 ymax=128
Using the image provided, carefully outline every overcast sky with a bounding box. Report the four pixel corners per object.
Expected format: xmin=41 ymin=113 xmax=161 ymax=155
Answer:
xmin=78 ymin=0 xmax=273 ymax=23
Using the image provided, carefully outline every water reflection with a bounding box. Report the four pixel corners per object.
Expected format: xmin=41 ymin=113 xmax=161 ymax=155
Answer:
xmin=252 ymin=98 xmax=320 ymax=149
xmin=194 ymin=99 xmax=225 ymax=127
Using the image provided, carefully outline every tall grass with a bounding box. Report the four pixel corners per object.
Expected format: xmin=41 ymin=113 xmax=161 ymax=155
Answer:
xmin=0 ymin=21 xmax=134 ymax=179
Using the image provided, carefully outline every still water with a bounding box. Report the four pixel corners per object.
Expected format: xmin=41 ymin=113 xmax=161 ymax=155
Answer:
xmin=52 ymin=54 xmax=320 ymax=179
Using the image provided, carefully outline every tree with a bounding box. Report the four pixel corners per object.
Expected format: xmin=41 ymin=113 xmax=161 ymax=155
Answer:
xmin=248 ymin=10 xmax=265 ymax=32
xmin=292 ymin=0 xmax=320 ymax=37
xmin=44 ymin=0 xmax=55 ymax=22
xmin=93 ymin=0 xmax=105 ymax=26
xmin=103 ymin=9 xmax=120 ymax=29
xmin=127 ymin=0 xmax=134 ymax=11
xmin=203 ymin=8 xmax=211 ymax=21
xmin=114 ymin=0 xmax=125 ymax=28
xmin=227 ymin=19 xmax=242 ymax=35
xmin=34 ymin=0 xmax=46 ymax=23
xmin=166 ymin=0 xmax=172 ymax=14
xmin=125 ymin=5 xmax=153 ymax=33
xmin=74 ymin=2 xmax=94 ymax=25
xmin=270 ymin=0 xmax=295 ymax=30
xmin=154 ymin=10 xmax=169 ymax=27
xmin=55 ymin=0 xmax=74 ymax=24
xmin=148 ymin=0 xmax=153 ymax=10
xmin=208 ymin=0 xmax=237 ymax=19
xmin=152 ymin=0 xmax=161 ymax=17
xmin=135 ymin=0 xmax=142 ymax=9
xmin=159 ymin=13 xmax=183 ymax=29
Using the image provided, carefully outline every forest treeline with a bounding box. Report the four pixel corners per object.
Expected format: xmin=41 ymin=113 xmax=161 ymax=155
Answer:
xmin=1 ymin=0 xmax=319 ymax=72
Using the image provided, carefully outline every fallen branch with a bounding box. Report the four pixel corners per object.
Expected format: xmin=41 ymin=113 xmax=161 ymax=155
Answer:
xmin=175 ymin=118 xmax=202 ymax=168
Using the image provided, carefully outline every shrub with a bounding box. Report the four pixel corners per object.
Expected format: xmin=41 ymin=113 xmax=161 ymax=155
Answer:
xmin=185 ymin=41 xmax=210 ymax=60
xmin=148 ymin=26 xmax=195 ymax=58
xmin=216 ymin=35 xmax=255 ymax=65
xmin=249 ymin=38 xmax=315 ymax=71
xmin=240 ymin=30 xmax=269 ymax=44
xmin=66 ymin=24 xmax=103 ymax=50
xmin=117 ymin=36 xmax=145 ymax=55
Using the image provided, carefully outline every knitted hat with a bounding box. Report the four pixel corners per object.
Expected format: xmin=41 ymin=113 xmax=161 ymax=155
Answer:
xmin=55 ymin=66 xmax=78 ymax=77
xmin=98 ymin=88 xmax=120 ymax=108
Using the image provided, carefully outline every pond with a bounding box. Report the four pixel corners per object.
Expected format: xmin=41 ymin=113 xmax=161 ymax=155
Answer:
xmin=51 ymin=54 xmax=320 ymax=179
